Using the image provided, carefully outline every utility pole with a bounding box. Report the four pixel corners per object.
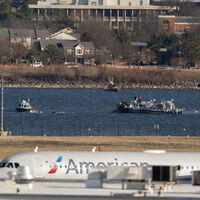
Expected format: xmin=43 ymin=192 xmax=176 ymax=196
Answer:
xmin=1 ymin=77 xmax=7 ymax=136
xmin=1 ymin=77 xmax=3 ymax=133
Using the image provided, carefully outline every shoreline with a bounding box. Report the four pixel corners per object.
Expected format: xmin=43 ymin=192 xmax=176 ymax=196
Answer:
xmin=2 ymin=80 xmax=200 ymax=90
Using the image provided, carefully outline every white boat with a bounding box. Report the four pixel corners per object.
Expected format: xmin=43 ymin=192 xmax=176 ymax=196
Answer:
xmin=16 ymin=98 xmax=38 ymax=113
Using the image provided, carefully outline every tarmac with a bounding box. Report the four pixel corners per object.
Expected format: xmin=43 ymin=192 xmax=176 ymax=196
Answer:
xmin=0 ymin=180 xmax=199 ymax=200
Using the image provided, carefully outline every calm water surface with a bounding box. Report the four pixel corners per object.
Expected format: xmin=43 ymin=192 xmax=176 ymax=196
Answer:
xmin=3 ymin=88 xmax=200 ymax=136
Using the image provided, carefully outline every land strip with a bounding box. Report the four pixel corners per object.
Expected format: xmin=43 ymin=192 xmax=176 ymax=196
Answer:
xmin=1 ymin=136 xmax=200 ymax=161
xmin=0 ymin=65 xmax=200 ymax=89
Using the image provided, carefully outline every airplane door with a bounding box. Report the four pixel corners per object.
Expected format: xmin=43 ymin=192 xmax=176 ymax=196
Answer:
xmin=33 ymin=156 xmax=45 ymax=178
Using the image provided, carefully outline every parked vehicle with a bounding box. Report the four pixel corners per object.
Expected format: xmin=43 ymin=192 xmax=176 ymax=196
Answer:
xmin=30 ymin=62 xmax=44 ymax=67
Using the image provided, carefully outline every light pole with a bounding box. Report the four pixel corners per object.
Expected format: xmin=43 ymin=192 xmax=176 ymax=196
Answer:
xmin=1 ymin=77 xmax=7 ymax=136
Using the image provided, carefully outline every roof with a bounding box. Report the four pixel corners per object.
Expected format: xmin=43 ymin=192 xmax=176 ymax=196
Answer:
xmin=175 ymin=16 xmax=200 ymax=23
xmin=50 ymin=32 xmax=80 ymax=40
xmin=36 ymin=29 xmax=50 ymax=39
xmin=62 ymin=41 xmax=95 ymax=49
xmin=58 ymin=27 xmax=75 ymax=33
xmin=10 ymin=29 xmax=35 ymax=38
xmin=39 ymin=39 xmax=61 ymax=50
xmin=39 ymin=40 xmax=95 ymax=50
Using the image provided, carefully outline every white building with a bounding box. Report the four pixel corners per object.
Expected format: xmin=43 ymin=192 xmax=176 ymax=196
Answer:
xmin=37 ymin=0 xmax=150 ymax=6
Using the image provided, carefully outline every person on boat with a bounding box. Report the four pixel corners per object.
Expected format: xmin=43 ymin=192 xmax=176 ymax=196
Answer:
xmin=138 ymin=96 xmax=141 ymax=103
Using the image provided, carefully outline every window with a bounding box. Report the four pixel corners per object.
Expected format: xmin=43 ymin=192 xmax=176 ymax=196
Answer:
xmin=0 ymin=162 xmax=19 ymax=168
xmin=117 ymin=0 xmax=120 ymax=5
xmin=85 ymin=49 xmax=92 ymax=54
xmin=60 ymin=165 xmax=62 ymax=168
xmin=22 ymin=38 xmax=26 ymax=43
xmin=129 ymin=2 xmax=131 ymax=6
xmin=76 ymin=49 xmax=83 ymax=55
xmin=140 ymin=0 xmax=143 ymax=6
xmin=67 ymin=49 xmax=73 ymax=54
xmin=162 ymin=20 xmax=170 ymax=32
xmin=163 ymin=20 xmax=169 ymax=24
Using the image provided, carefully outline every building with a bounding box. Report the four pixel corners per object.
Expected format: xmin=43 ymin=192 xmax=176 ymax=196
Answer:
xmin=158 ymin=15 xmax=200 ymax=34
xmin=28 ymin=0 xmax=175 ymax=30
xmin=10 ymin=29 xmax=36 ymax=49
xmin=37 ymin=0 xmax=150 ymax=7
xmin=39 ymin=40 xmax=95 ymax=64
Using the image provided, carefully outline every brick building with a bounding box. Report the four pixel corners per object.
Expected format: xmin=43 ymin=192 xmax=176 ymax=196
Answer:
xmin=158 ymin=15 xmax=200 ymax=34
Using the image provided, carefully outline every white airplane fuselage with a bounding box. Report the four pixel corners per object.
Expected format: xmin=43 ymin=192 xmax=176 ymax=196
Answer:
xmin=0 ymin=151 xmax=200 ymax=180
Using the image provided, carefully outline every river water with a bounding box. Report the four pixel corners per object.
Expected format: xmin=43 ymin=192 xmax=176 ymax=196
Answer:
xmin=2 ymin=88 xmax=200 ymax=136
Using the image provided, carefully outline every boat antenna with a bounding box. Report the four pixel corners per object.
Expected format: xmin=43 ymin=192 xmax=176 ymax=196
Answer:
xmin=1 ymin=77 xmax=4 ymax=133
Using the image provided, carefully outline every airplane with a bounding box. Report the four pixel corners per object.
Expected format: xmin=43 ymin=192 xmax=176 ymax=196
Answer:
xmin=0 ymin=149 xmax=199 ymax=180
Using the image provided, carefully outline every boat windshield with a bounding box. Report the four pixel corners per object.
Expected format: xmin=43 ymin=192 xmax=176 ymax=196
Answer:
xmin=0 ymin=162 xmax=20 ymax=168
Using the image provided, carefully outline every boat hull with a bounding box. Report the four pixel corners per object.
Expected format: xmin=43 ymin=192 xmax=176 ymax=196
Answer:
xmin=105 ymin=88 xmax=120 ymax=92
xmin=115 ymin=108 xmax=181 ymax=114
xmin=16 ymin=108 xmax=37 ymax=113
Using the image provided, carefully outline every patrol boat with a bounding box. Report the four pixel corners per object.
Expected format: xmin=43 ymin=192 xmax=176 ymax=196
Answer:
xmin=16 ymin=98 xmax=38 ymax=113
xmin=105 ymin=79 xmax=120 ymax=92
xmin=115 ymin=98 xmax=183 ymax=114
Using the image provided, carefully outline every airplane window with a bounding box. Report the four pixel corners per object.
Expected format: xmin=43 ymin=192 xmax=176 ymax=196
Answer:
xmin=191 ymin=166 xmax=194 ymax=169
xmin=187 ymin=166 xmax=189 ymax=169
xmin=181 ymin=166 xmax=184 ymax=169
xmin=60 ymin=165 xmax=62 ymax=168
xmin=0 ymin=162 xmax=7 ymax=168
xmin=6 ymin=163 xmax=13 ymax=168
xmin=65 ymin=165 xmax=67 ymax=168
xmin=14 ymin=163 xmax=20 ymax=168
xmin=50 ymin=165 xmax=51 ymax=168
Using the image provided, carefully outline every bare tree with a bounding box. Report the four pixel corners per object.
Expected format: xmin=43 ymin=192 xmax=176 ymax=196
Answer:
xmin=134 ymin=13 xmax=158 ymax=42
xmin=0 ymin=36 xmax=10 ymax=63
xmin=11 ymin=43 xmax=28 ymax=64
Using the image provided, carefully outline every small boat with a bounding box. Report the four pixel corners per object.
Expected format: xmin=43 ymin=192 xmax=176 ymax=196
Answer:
xmin=114 ymin=98 xmax=183 ymax=114
xmin=16 ymin=98 xmax=38 ymax=113
xmin=105 ymin=79 xmax=120 ymax=92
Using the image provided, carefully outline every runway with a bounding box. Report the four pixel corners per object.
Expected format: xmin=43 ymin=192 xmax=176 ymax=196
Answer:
xmin=0 ymin=180 xmax=199 ymax=200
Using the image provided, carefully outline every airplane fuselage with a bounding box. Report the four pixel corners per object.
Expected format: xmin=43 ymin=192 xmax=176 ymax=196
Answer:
xmin=0 ymin=151 xmax=199 ymax=180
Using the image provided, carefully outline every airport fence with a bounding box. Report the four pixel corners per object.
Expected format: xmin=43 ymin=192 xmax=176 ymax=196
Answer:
xmin=15 ymin=118 xmax=199 ymax=137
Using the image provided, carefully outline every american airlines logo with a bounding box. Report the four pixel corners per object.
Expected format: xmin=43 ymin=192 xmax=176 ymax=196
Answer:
xmin=48 ymin=156 xmax=63 ymax=174
xmin=49 ymin=156 xmax=148 ymax=174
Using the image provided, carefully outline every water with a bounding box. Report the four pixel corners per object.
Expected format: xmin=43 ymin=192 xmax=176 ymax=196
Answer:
xmin=2 ymin=88 xmax=200 ymax=136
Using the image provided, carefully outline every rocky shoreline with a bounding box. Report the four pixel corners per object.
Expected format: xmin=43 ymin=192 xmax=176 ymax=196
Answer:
xmin=2 ymin=79 xmax=200 ymax=90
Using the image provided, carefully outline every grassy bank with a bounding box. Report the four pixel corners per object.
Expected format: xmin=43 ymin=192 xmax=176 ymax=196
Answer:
xmin=0 ymin=136 xmax=200 ymax=161
xmin=0 ymin=65 xmax=200 ymax=89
